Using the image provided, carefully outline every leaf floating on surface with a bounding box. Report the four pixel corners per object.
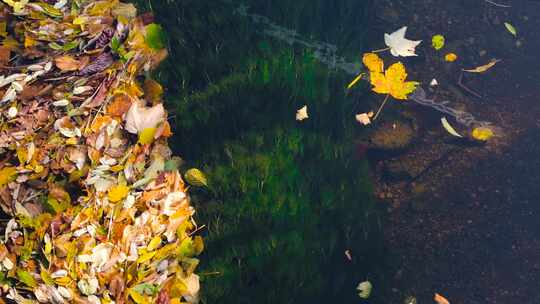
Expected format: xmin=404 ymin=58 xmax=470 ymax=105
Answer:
xmin=463 ymin=59 xmax=501 ymax=73
xmin=504 ymin=22 xmax=517 ymax=36
xmin=434 ymin=293 xmax=450 ymax=304
xmin=432 ymin=34 xmax=445 ymax=50
xmin=441 ymin=117 xmax=462 ymax=137
xmin=185 ymin=168 xmax=208 ymax=187
xmin=145 ymin=23 xmax=166 ymax=49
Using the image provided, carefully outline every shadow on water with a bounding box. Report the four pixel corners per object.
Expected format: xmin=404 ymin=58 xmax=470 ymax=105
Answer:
xmin=131 ymin=0 xmax=386 ymax=303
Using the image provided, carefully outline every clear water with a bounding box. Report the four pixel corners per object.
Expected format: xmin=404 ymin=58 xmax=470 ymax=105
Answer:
xmin=136 ymin=0 xmax=540 ymax=303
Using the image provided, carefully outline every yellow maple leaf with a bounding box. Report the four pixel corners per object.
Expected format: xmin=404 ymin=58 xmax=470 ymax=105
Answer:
xmin=108 ymin=185 xmax=130 ymax=203
xmin=369 ymin=62 xmax=418 ymax=100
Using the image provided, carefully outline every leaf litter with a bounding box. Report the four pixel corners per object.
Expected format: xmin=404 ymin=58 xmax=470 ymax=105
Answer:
xmin=0 ymin=1 xmax=202 ymax=303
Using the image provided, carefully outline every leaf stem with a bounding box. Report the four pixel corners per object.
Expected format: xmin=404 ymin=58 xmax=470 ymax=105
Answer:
xmin=373 ymin=94 xmax=390 ymax=121
xmin=371 ymin=47 xmax=390 ymax=53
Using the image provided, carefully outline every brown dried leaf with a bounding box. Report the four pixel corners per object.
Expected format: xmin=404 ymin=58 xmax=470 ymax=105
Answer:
xmin=55 ymin=55 xmax=82 ymax=71
xmin=0 ymin=46 xmax=10 ymax=66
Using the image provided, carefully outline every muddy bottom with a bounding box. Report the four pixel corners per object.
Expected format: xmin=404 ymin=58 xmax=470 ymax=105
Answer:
xmin=369 ymin=0 xmax=540 ymax=303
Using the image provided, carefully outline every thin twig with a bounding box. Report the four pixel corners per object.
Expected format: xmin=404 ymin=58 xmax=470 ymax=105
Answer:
xmin=371 ymin=47 xmax=390 ymax=53
xmin=457 ymin=72 xmax=482 ymax=99
xmin=373 ymin=94 xmax=390 ymax=121
xmin=484 ymin=0 xmax=511 ymax=8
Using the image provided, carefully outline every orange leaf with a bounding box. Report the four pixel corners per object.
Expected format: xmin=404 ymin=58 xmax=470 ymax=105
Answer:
xmin=434 ymin=293 xmax=450 ymax=304
xmin=90 ymin=115 xmax=113 ymax=133
xmin=107 ymin=94 xmax=133 ymax=117
xmin=444 ymin=53 xmax=458 ymax=62
xmin=55 ymin=55 xmax=81 ymax=71
xmin=0 ymin=47 xmax=10 ymax=66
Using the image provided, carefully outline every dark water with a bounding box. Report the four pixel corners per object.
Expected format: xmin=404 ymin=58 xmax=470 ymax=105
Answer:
xmin=135 ymin=0 xmax=540 ymax=303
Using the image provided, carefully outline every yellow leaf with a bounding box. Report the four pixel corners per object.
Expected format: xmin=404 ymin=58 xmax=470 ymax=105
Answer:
xmin=108 ymin=185 xmax=130 ymax=203
xmin=369 ymin=62 xmax=418 ymax=100
xmin=444 ymin=53 xmax=458 ymax=62
xmin=471 ymin=126 xmax=494 ymax=141
xmin=129 ymin=288 xmax=150 ymax=304
xmin=24 ymin=34 xmax=37 ymax=48
xmin=138 ymin=127 xmax=157 ymax=144
xmin=0 ymin=22 xmax=8 ymax=38
xmin=362 ymin=53 xmax=383 ymax=73
xmin=0 ymin=167 xmax=17 ymax=187
xmin=185 ymin=168 xmax=208 ymax=187
xmin=147 ymin=236 xmax=162 ymax=251
xmin=136 ymin=250 xmax=156 ymax=264
xmin=463 ymin=59 xmax=500 ymax=73
xmin=346 ymin=73 xmax=363 ymax=90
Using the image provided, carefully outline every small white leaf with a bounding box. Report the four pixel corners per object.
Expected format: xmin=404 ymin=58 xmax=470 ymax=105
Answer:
xmin=357 ymin=280 xmax=372 ymax=299
xmin=384 ymin=26 xmax=422 ymax=57
xmin=296 ymin=105 xmax=308 ymax=121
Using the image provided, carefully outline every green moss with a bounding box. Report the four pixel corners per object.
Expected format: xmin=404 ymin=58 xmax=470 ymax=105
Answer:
xmin=130 ymin=1 xmax=381 ymax=303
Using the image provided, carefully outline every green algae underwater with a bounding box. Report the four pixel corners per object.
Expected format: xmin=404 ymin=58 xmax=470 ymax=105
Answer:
xmin=130 ymin=0 xmax=383 ymax=303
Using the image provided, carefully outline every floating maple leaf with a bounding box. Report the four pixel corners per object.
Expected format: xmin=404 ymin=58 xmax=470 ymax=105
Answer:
xmin=365 ymin=53 xmax=419 ymax=100
xmin=384 ymin=26 xmax=422 ymax=57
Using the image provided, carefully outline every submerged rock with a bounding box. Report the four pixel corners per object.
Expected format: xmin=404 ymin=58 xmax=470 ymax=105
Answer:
xmin=370 ymin=120 xmax=417 ymax=151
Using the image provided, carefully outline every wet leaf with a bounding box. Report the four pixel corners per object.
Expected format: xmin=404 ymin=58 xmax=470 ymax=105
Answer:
xmin=441 ymin=117 xmax=462 ymax=137
xmin=444 ymin=53 xmax=458 ymax=62
xmin=369 ymin=61 xmax=419 ymax=100
xmin=434 ymin=293 xmax=450 ymax=304
xmin=145 ymin=23 xmax=166 ymax=49
xmin=363 ymin=53 xmax=384 ymax=73
xmin=463 ymin=59 xmax=500 ymax=73
xmin=471 ymin=126 xmax=494 ymax=141
xmin=384 ymin=26 xmax=422 ymax=57
xmin=185 ymin=168 xmax=208 ymax=187
xmin=432 ymin=34 xmax=445 ymax=50
xmin=346 ymin=73 xmax=363 ymax=90
xmin=356 ymin=280 xmax=372 ymax=299
xmin=296 ymin=105 xmax=308 ymax=121
xmin=504 ymin=22 xmax=517 ymax=37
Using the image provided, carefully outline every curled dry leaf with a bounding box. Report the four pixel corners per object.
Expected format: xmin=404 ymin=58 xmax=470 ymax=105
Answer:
xmin=124 ymin=101 xmax=166 ymax=134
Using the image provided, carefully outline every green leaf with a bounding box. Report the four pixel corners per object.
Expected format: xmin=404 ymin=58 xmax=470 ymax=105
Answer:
xmin=431 ymin=34 xmax=445 ymax=50
xmin=504 ymin=22 xmax=517 ymax=37
xmin=48 ymin=42 xmax=63 ymax=50
xmin=111 ymin=37 xmax=120 ymax=52
xmin=145 ymin=23 xmax=166 ymax=49
xmin=132 ymin=283 xmax=159 ymax=296
xmin=16 ymin=269 xmax=37 ymax=288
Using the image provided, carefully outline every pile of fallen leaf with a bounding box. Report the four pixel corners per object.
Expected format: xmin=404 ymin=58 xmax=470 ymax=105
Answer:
xmin=0 ymin=1 xmax=202 ymax=303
